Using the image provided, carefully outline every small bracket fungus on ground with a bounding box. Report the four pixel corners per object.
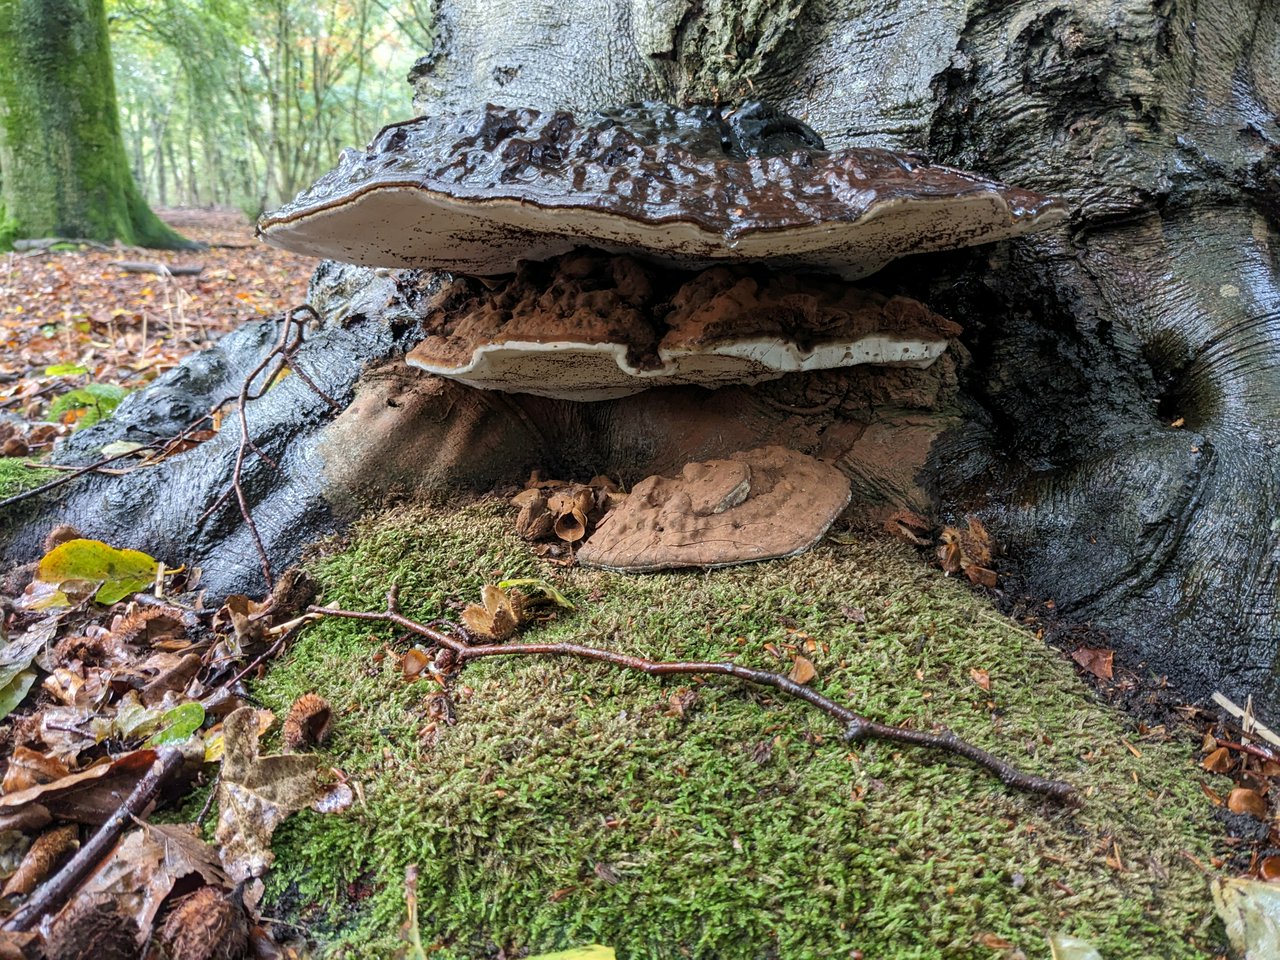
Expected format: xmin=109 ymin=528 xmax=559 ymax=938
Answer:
xmin=576 ymin=446 xmax=851 ymax=571
xmin=259 ymin=99 xmax=1064 ymax=571
xmin=258 ymin=101 xmax=1067 ymax=280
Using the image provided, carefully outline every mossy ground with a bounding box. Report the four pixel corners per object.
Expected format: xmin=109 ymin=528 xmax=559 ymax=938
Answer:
xmin=0 ymin=457 xmax=54 ymax=499
xmin=256 ymin=500 xmax=1225 ymax=960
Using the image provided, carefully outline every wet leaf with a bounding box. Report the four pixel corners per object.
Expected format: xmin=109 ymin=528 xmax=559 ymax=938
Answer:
xmin=1 ymin=747 xmax=70 ymax=793
xmin=0 ymin=749 xmax=161 ymax=826
xmin=1070 ymin=647 xmax=1114 ymax=681
xmin=37 ymin=538 xmax=158 ymax=605
xmin=0 ymin=670 xmax=36 ymax=723
xmin=146 ymin=701 xmax=206 ymax=746
xmin=71 ymin=823 xmax=228 ymax=944
xmin=1 ymin=824 xmax=78 ymax=897
xmin=215 ymin=706 xmax=327 ymax=880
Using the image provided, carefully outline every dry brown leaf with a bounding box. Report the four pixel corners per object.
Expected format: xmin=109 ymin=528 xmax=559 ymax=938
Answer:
xmin=1202 ymin=746 xmax=1234 ymax=774
xmin=963 ymin=563 xmax=999 ymax=588
xmin=400 ymin=647 xmax=430 ymax=679
xmin=1071 ymin=647 xmax=1115 ymax=681
xmin=1228 ymin=787 xmax=1268 ymax=819
xmin=1 ymin=824 xmax=78 ymax=897
xmin=461 ymin=585 xmax=524 ymax=642
xmin=885 ymin=509 xmax=931 ymax=546
xmin=1 ymin=746 xmax=70 ymax=794
xmin=788 ymin=656 xmax=816 ymax=685
xmin=969 ymin=667 xmax=992 ymax=692
xmin=215 ymin=706 xmax=327 ymax=881
xmin=1260 ymin=855 xmax=1280 ymax=882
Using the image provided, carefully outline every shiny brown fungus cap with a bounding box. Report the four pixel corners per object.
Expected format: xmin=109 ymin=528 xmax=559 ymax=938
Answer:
xmin=258 ymin=102 xmax=1067 ymax=280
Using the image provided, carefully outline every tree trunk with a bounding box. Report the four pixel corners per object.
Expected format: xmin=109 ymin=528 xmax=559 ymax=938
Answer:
xmin=0 ymin=0 xmax=189 ymax=247
xmin=4 ymin=0 xmax=1278 ymax=717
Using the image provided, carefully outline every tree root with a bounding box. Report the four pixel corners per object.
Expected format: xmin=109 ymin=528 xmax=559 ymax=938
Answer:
xmin=309 ymin=587 xmax=1077 ymax=802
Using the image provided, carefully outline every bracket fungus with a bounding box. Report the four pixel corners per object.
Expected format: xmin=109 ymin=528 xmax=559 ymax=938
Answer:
xmin=577 ymin=446 xmax=851 ymax=572
xmin=404 ymin=251 xmax=961 ymax=400
xmin=258 ymin=101 xmax=1067 ymax=281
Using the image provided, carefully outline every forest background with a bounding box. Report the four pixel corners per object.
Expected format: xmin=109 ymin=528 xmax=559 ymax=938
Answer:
xmin=108 ymin=0 xmax=433 ymax=219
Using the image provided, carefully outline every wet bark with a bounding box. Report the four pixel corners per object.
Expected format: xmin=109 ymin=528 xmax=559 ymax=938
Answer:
xmin=3 ymin=0 xmax=1278 ymax=716
xmin=0 ymin=0 xmax=189 ymax=248
xmin=410 ymin=0 xmax=1280 ymax=709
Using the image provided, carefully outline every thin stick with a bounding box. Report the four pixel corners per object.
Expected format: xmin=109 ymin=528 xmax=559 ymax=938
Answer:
xmin=2 ymin=747 xmax=184 ymax=933
xmin=309 ymin=591 xmax=1076 ymax=802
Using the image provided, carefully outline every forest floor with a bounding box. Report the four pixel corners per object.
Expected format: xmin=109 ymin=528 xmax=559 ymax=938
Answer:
xmin=0 ymin=208 xmax=310 ymax=452
xmin=0 ymin=212 xmax=1275 ymax=957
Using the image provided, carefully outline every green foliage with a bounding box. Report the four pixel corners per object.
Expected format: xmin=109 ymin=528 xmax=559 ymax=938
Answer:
xmin=256 ymin=501 xmax=1224 ymax=960
xmin=108 ymin=0 xmax=436 ymax=214
xmin=0 ymin=204 xmax=17 ymax=251
xmin=47 ymin=382 xmax=127 ymax=428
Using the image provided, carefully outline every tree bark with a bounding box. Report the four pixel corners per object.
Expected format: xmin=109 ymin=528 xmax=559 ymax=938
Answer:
xmin=401 ymin=0 xmax=1280 ymax=712
xmin=0 ymin=0 xmax=189 ymax=248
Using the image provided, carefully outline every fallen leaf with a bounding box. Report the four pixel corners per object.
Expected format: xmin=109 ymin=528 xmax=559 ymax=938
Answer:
xmin=1203 ymin=746 xmax=1234 ymax=774
xmin=1 ymin=746 xmax=70 ymax=793
xmin=36 ymin=538 xmax=158 ymax=604
xmin=1229 ymin=787 xmax=1268 ymax=819
xmin=69 ymin=822 xmax=228 ymax=944
xmin=215 ymin=706 xmax=328 ymax=880
xmin=0 ymin=749 xmax=163 ymax=826
xmin=1048 ymin=933 xmax=1104 ymax=960
xmin=788 ymin=656 xmax=816 ymax=685
xmin=1261 ymin=856 xmax=1280 ymax=882
xmin=1 ymin=824 xmax=78 ymax=897
xmin=1070 ymin=647 xmax=1114 ymax=681
xmin=1213 ymin=877 xmax=1280 ymax=959
xmin=969 ymin=667 xmax=992 ymax=691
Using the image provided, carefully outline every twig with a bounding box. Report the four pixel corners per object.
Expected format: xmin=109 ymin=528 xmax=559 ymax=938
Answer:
xmin=1 ymin=748 xmax=184 ymax=933
xmin=308 ymin=590 xmax=1076 ymax=802
xmin=1216 ymin=739 xmax=1280 ymax=765
xmin=108 ymin=260 xmax=204 ymax=277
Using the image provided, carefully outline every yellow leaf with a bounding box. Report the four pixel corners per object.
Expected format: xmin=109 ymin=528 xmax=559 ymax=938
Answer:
xmin=36 ymin=538 xmax=158 ymax=604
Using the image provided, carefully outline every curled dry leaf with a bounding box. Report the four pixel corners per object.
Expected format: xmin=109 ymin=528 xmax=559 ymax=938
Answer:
xmin=401 ymin=647 xmax=430 ymax=679
xmin=1203 ymin=746 xmax=1234 ymax=774
xmin=1261 ymin=855 xmax=1280 ymax=882
xmin=282 ymin=693 xmax=333 ymax=751
xmin=884 ymin=508 xmax=931 ymax=546
xmin=969 ymin=667 xmax=992 ymax=692
xmin=1228 ymin=787 xmax=1268 ymax=819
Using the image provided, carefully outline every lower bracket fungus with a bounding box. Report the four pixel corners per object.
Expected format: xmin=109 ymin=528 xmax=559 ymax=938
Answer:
xmin=405 ymin=252 xmax=960 ymax=400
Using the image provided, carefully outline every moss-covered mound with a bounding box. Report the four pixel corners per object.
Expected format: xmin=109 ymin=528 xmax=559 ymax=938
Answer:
xmin=257 ymin=500 xmax=1223 ymax=959
xmin=0 ymin=457 xmax=54 ymax=500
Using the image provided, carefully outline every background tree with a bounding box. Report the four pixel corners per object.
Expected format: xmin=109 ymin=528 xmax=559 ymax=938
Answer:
xmin=0 ymin=0 xmax=188 ymax=248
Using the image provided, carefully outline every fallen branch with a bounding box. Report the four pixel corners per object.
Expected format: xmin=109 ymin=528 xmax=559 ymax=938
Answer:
xmin=108 ymin=260 xmax=204 ymax=277
xmin=309 ymin=589 xmax=1076 ymax=802
xmin=1 ymin=747 xmax=184 ymax=933
xmin=12 ymin=237 xmax=112 ymax=252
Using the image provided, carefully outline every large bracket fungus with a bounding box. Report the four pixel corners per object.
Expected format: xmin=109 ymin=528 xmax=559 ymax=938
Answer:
xmin=258 ymin=102 xmax=1066 ymax=281
xmin=253 ymin=101 xmax=1063 ymax=571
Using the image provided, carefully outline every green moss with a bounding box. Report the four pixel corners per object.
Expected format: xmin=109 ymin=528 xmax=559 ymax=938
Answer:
xmin=0 ymin=457 xmax=54 ymax=500
xmin=257 ymin=501 xmax=1224 ymax=959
